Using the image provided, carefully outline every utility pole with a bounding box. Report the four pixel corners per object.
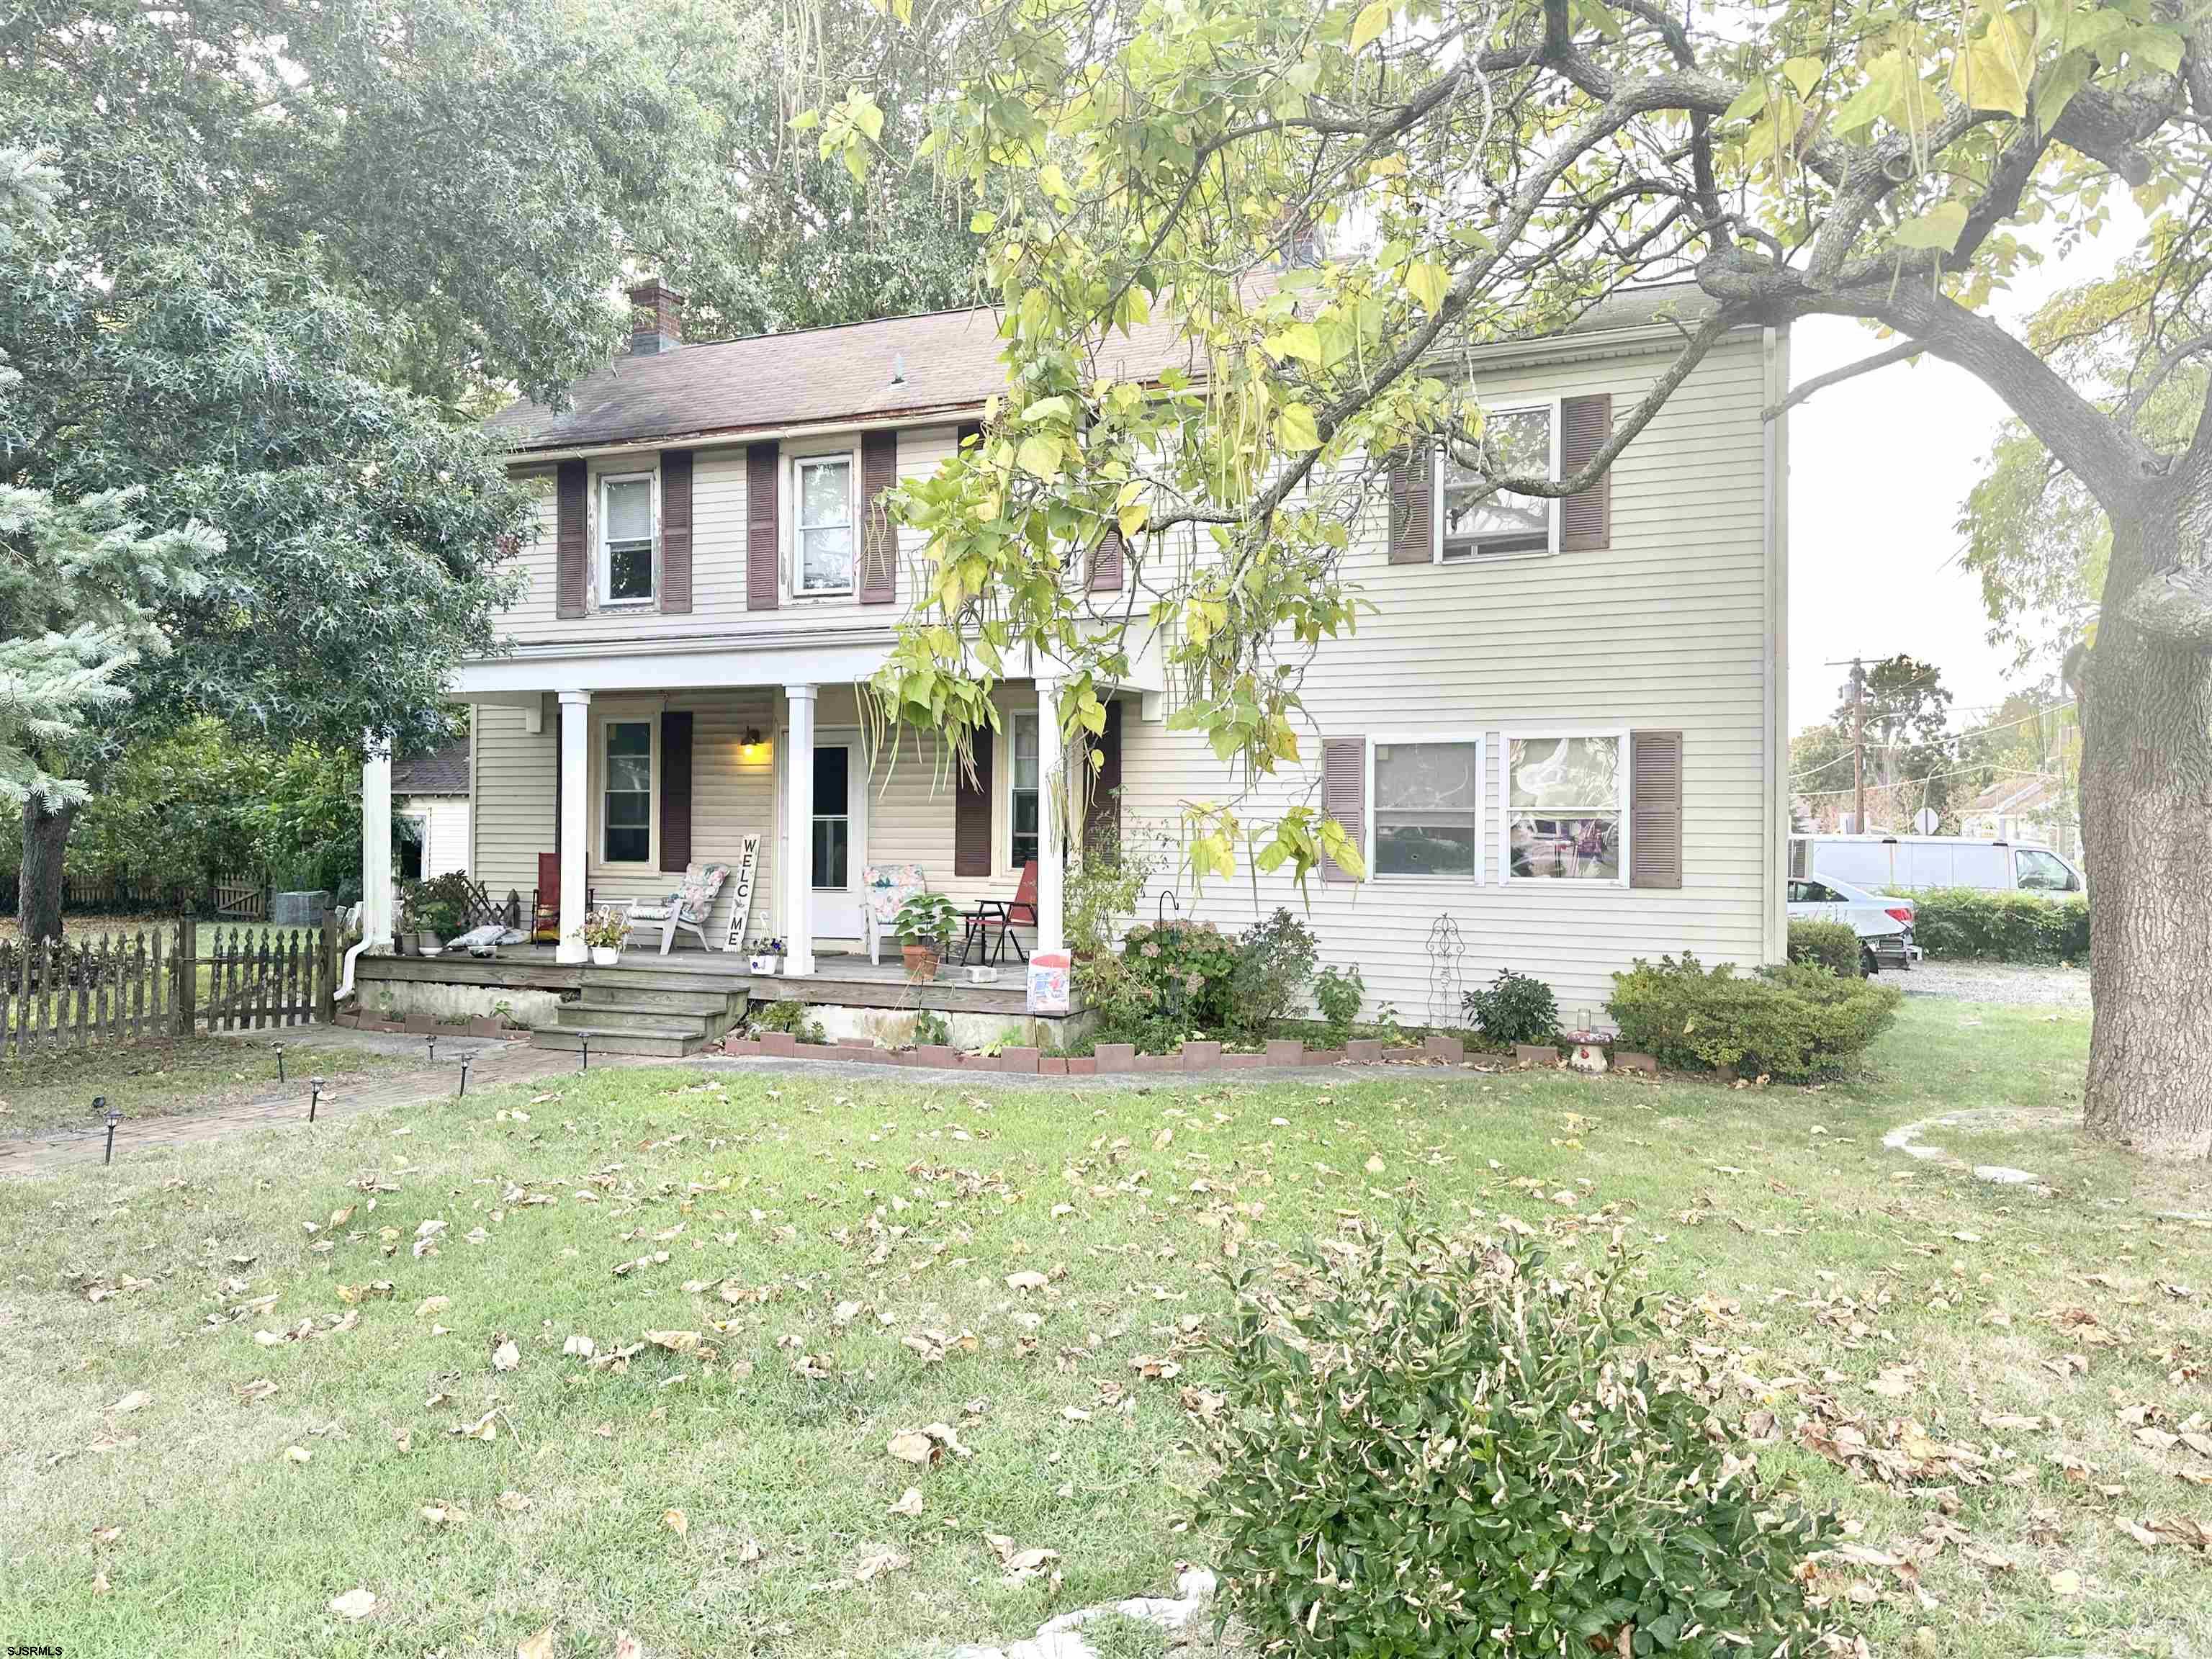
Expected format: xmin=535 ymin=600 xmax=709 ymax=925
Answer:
xmin=1850 ymin=656 xmax=1867 ymax=834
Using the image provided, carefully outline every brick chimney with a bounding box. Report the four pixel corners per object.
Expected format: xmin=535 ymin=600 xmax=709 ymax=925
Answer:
xmin=626 ymin=279 xmax=685 ymax=355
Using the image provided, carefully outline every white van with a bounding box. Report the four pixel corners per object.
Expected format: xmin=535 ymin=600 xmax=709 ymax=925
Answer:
xmin=1789 ymin=835 xmax=2085 ymax=896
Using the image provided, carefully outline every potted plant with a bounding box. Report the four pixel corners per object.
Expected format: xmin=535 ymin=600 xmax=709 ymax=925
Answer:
xmin=577 ymin=905 xmax=630 ymax=966
xmin=748 ymin=936 xmax=786 ymax=976
xmin=892 ymin=891 xmax=960 ymax=981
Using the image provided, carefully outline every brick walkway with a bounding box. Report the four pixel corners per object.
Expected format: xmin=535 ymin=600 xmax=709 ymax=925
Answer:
xmin=0 ymin=1036 xmax=603 ymax=1178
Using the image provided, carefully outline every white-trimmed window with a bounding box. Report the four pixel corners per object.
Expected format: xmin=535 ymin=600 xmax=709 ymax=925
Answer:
xmin=602 ymin=719 xmax=654 ymax=864
xmin=1369 ymin=736 xmax=1483 ymax=879
xmin=1504 ymin=731 xmax=1627 ymax=884
xmin=1009 ymin=711 xmax=1041 ymax=869
xmin=793 ymin=453 xmax=857 ymax=595
xmin=599 ymin=472 xmax=657 ymax=603
xmin=1437 ymin=403 xmax=1558 ymax=560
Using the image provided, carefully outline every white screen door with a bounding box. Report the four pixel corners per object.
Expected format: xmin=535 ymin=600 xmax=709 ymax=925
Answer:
xmin=786 ymin=729 xmax=866 ymax=942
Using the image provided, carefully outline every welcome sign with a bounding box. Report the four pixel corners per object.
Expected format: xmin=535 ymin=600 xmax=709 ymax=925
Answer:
xmin=721 ymin=832 xmax=762 ymax=950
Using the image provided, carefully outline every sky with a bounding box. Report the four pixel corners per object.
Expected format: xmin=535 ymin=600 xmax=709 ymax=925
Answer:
xmin=1784 ymin=216 xmax=2136 ymax=732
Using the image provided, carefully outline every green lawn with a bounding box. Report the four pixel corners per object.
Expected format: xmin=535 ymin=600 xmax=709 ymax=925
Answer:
xmin=2 ymin=999 xmax=2207 ymax=1659
xmin=0 ymin=1034 xmax=411 ymax=1138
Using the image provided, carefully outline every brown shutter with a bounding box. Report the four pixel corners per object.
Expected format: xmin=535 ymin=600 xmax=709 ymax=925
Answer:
xmin=1387 ymin=446 xmax=1433 ymax=564
xmin=555 ymin=460 xmax=588 ymax=617
xmin=1089 ymin=528 xmax=1125 ymax=592
xmin=1629 ymin=729 xmax=1683 ymax=889
xmin=745 ymin=441 xmax=780 ymax=611
xmin=660 ymin=710 xmax=693 ymax=873
xmin=1321 ymin=736 xmax=1365 ymax=883
xmin=1560 ymin=394 xmax=1613 ymax=551
xmin=1083 ymin=698 xmax=1123 ymax=853
xmin=953 ymin=736 xmax=994 ymax=878
xmin=859 ymin=429 xmax=899 ymax=605
xmin=659 ymin=449 xmax=693 ymax=613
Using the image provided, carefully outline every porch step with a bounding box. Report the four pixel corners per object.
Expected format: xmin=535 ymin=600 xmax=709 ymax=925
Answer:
xmin=556 ymin=1002 xmax=714 ymax=1037
xmin=528 ymin=962 xmax=750 ymax=1057
xmin=530 ymin=1024 xmax=698 ymax=1059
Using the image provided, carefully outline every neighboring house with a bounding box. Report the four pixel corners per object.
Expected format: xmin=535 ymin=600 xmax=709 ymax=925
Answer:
xmin=392 ymin=740 xmax=471 ymax=881
xmin=361 ymin=278 xmax=1789 ymax=1020
xmin=1961 ymin=774 xmax=2080 ymax=862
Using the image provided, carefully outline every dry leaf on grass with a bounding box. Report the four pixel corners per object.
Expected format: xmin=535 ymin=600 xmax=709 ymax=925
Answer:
xmin=662 ymin=1509 xmax=688 ymax=1537
xmin=613 ymin=1635 xmax=644 ymax=1659
xmin=108 ymin=1390 xmax=150 ymax=1415
xmin=645 ymin=1330 xmax=700 ymax=1354
xmin=1005 ymin=1270 xmax=1048 ymax=1292
xmin=492 ymin=1338 xmax=521 ymax=1372
xmin=852 ymin=1550 xmax=909 ymax=1583
xmin=330 ymin=1588 xmax=377 ymax=1622
xmin=889 ymin=1486 xmax=925 ymax=1516
xmin=516 ymin=1626 xmax=556 ymax=1659
xmin=498 ymin=1490 xmax=531 ymax=1513
xmin=452 ymin=1411 xmax=498 ymax=1442
xmin=284 ymin=1445 xmax=312 ymax=1465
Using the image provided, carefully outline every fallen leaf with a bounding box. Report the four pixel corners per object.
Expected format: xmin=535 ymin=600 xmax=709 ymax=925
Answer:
xmin=516 ymin=1626 xmax=555 ymax=1659
xmin=644 ymin=1329 xmax=700 ymax=1354
xmin=498 ymin=1490 xmax=531 ymax=1514
xmin=1004 ymin=1270 xmax=1048 ymax=1292
xmin=613 ymin=1635 xmax=644 ymax=1659
xmin=889 ymin=1486 xmax=924 ymax=1516
xmin=452 ymin=1410 xmax=498 ymax=1442
xmin=2049 ymin=1568 xmax=2082 ymax=1596
xmin=330 ymin=1587 xmax=378 ymax=1622
xmin=108 ymin=1390 xmax=150 ymax=1415
xmin=887 ymin=1429 xmax=936 ymax=1465
xmin=492 ymin=1338 xmax=521 ymax=1372
xmin=851 ymin=1549 xmax=909 ymax=1583
xmin=662 ymin=1508 xmax=688 ymax=1537
xmin=284 ymin=1444 xmax=312 ymax=1465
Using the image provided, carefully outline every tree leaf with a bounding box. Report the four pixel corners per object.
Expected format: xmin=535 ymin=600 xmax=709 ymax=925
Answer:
xmin=1274 ymin=405 xmax=1321 ymax=451
xmin=1894 ymin=200 xmax=1969 ymax=252
xmin=1351 ymin=1 xmax=1392 ymax=54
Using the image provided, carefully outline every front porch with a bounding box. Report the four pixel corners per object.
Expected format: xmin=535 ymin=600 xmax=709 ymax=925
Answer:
xmin=363 ymin=669 xmax=1108 ymax=984
xmin=354 ymin=941 xmax=1088 ymax=1056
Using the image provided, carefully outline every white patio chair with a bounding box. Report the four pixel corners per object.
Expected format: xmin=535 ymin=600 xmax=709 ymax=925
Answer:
xmin=862 ymin=863 xmax=926 ymax=965
xmin=627 ymin=862 xmax=732 ymax=955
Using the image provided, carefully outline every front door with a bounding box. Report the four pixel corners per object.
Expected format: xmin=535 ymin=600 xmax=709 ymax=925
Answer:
xmin=800 ymin=731 xmax=866 ymax=943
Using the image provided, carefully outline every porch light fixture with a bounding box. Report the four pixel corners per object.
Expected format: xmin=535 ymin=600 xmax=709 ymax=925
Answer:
xmin=739 ymin=727 xmax=768 ymax=762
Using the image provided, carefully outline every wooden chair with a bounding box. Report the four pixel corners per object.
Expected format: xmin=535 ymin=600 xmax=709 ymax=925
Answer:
xmin=531 ymin=854 xmax=593 ymax=944
xmin=959 ymin=860 xmax=1038 ymax=966
xmin=627 ymin=862 xmax=732 ymax=955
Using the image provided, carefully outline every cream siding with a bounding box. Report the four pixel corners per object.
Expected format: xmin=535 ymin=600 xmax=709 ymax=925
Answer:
xmin=1114 ymin=331 xmax=1783 ymax=1022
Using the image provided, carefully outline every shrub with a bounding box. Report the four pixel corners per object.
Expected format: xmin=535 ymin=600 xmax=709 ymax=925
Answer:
xmin=1228 ymin=908 xmax=1318 ymax=1040
xmin=1910 ymin=886 xmax=2089 ymax=963
xmin=1065 ymin=830 xmax=1159 ymax=959
xmin=1195 ymin=1226 xmax=1839 ymax=1659
xmin=1120 ymin=920 xmax=1238 ymax=1031
xmin=909 ymin=1009 xmax=950 ymax=1047
xmin=1608 ymin=953 xmax=1901 ymax=1081
xmin=1461 ymin=966 xmax=1560 ymax=1046
xmin=750 ymin=999 xmax=827 ymax=1046
xmin=1313 ymin=963 xmax=1363 ymax=1048
xmin=1786 ymin=919 xmax=1862 ymax=977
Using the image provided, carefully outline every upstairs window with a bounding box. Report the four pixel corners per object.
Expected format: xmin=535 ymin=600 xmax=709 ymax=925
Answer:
xmin=600 ymin=474 xmax=656 ymax=603
xmin=795 ymin=454 xmax=855 ymax=595
xmin=1438 ymin=405 xmax=1556 ymax=559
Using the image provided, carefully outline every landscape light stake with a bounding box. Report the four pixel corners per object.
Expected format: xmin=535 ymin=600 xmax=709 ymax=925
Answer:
xmin=274 ymin=1041 xmax=286 ymax=1084
xmin=99 ymin=1097 xmax=118 ymax=1165
xmin=457 ymin=1058 xmax=471 ymax=1099
xmin=579 ymin=1033 xmax=590 ymax=1073
xmin=425 ymin=1033 xmax=438 ymax=1066
xmin=308 ymin=1076 xmax=324 ymax=1123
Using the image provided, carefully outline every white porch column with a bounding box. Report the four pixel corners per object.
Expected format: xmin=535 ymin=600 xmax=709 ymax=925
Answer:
xmin=557 ymin=690 xmax=592 ymax=964
xmin=1035 ymin=678 xmax=1066 ymax=956
xmin=783 ymin=683 xmax=818 ymax=977
xmin=361 ymin=732 xmax=394 ymax=948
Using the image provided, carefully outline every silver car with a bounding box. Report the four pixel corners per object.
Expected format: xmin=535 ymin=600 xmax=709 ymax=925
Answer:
xmin=1786 ymin=874 xmax=1920 ymax=974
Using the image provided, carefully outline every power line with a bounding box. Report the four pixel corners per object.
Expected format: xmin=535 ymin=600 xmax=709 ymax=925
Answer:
xmin=1796 ymin=763 xmax=2057 ymax=800
xmin=1788 ymin=699 xmax=2072 ymax=784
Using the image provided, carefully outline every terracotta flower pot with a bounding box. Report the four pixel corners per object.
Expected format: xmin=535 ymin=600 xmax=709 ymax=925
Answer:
xmin=902 ymin=943 xmax=940 ymax=981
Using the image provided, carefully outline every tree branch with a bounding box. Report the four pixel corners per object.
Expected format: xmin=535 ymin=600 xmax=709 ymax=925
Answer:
xmin=1761 ymin=338 xmax=1926 ymax=422
xmin=2119 ymin=330 xmax=2212 ymax=423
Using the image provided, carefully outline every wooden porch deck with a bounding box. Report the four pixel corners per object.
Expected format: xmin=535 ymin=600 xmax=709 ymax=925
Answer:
xmin=356 ymin=943 xmax=1074 ymax=1016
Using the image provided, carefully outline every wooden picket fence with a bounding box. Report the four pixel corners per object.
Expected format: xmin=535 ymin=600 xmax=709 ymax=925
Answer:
xmin=0 ymin=916 xmax=336 ymax=1058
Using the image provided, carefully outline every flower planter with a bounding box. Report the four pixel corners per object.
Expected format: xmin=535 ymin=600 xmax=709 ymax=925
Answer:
xmin=1345 ymin=1038 xmax=1384 ymax=1065
xmin=589 ymin=945 xmax=620 ymax=967
xmin=900 ymin=943 xmax=941 ymax=981
xmin=749 ymin=955 xmax=783 ymax=976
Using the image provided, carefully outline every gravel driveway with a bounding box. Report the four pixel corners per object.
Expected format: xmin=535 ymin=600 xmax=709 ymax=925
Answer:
xmin=1896 ymin=958 xmax=2092 ymax=1007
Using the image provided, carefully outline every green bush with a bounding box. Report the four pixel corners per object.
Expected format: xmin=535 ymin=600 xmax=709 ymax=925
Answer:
xmin=1910 ymin=886 xmax=2089 ymax=963
xmin=1120 ymin=920 xmax=1238 ymax=1030
xmin=1608 ymin=953 xmax=1902 ymax=1081
xmin=1195 ymin=1226 xmax=1839 ymax=1659
xmin=1461 ymin=966 xmax=1560 ymax=1046
xmin=750 ymin=999 xmax=827 ymax=1046
xmin=1785 ymin=919 xmax=1862 ymax=977
xmin=1313 ymin=963 xmax=1363 ymax=1048
xmin=1228 ymin=908 xmax=1318 ymax=1040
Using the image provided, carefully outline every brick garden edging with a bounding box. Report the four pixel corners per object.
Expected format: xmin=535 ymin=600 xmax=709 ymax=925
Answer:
xmin=717 ymin=1030 xmax=1662 ymax=1076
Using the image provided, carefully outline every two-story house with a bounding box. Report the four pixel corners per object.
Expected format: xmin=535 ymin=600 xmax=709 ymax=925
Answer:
xmin=356 ymin=279 xmax=1789 ymax=1050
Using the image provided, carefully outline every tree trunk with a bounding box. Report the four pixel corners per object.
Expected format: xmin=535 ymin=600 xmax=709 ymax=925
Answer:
xmin=2080 ymin=485 xmax=2212 ymax=1161
xmin=18 ymin=796 xmax=75 ymax=945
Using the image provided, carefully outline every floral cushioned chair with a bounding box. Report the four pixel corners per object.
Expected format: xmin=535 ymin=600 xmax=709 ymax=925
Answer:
xmin=863 ymin=863 xmax=927 ymax=965
xmin=627 ymin=862 xmax=731 ymax=955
